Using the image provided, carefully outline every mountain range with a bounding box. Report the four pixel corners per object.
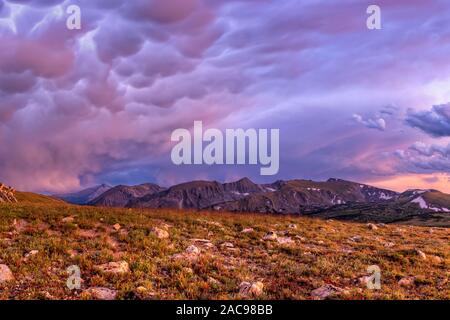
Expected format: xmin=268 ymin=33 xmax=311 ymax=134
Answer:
xmin=53 ymin=178 xmax=450 ymax=226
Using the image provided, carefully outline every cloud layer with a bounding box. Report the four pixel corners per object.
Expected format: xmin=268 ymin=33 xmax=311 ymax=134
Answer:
xmin=1 ymin=0 xmax=450 ymax=192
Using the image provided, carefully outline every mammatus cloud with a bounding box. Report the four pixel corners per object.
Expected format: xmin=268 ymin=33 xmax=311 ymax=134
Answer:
xmin=352 ymin=114 xmax=386 ymax=131
xmin=1 ymin=0 xmax=450 ymax=192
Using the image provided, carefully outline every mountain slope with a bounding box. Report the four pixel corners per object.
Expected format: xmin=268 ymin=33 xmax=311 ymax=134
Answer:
xmin=89 ymin=183 xmax=165 ymax=207
xmin=126 ymin=178 xmax=400 ymax=213
xmin=54 ymin=184 xmax=112 ymax=205
xmin=15 ymin=192 xmax=67 ymax=205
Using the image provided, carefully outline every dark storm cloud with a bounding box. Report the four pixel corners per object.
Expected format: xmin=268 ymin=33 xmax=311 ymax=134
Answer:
xmin=406 ymin=104 xmax=450 ymax=137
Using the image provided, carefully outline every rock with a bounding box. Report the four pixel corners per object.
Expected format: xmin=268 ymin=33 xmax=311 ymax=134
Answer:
xmin=263 ymin=231 xmax=278 ymax=241
xmin=185 ymin=245 xmax=200 ymax=255
xmin=349 ymin=236 xmax=362 ymax=242
xmin=220 ymin=242 xmax=234 ymax=249
xmin=276 ymin=237 xmax=294 ymax=245
xmin=192 ymin=239 xmax=211 ymax=244
xmin=0 ymin=183 xmax=18 ymax=203
xmin=384 ymin=242 xmax=395 ymax=248
xmin=95 ymin=261 xmax=129 ymax=274
xmin=288 ymin=224 xmax=297 ymax=229
xmin=85 ymin=287 xmax=117 ymax=300
xmin=398 ymin=276 xmax=415 ymax=287
xmin=415 ymin=249 xmax=427 ymax=260
xmin=208 ymin=277 xmax=221 ymax=286
xmin=311 ymin=284 xmax=347 ymax=300
xmin=112 ymin=223 xmax=121 ymax=231
xmin=367 ymin=223 xmax=378 ymax=230
xmin=13 ymin=219 xmax=29 ymax=233
xmin=151 ymin=227 xmax=169 ymax=239
xmin=239 ymin=281 xmax=264 ymax=297
xmin=241 ymin=228 xmax=254 ymax=233
xmin=358 ymin=276 xmax=372 ymax=287
xmin=0 ymin=264 xmax=14 ymax=284
xmin=62 ymin=216 xmax=75 ymax=223
xmin=24 ymin=250 xmax=39 ymax=261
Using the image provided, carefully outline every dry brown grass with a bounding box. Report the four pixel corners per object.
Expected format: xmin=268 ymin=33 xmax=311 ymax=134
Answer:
xmin=0 ymin=202 xmax=448 ymax=300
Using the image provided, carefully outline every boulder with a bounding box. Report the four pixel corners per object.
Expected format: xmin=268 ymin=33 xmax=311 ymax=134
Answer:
xmin=0 ymin=264 xmax=14 ymax=284
xmin=84 ymin=287 xmax=117 ymax=300
xmin=95 ymin=261 xmax=129 ymax=274
xmin=239 ymin=281 xmax=264 ymax=297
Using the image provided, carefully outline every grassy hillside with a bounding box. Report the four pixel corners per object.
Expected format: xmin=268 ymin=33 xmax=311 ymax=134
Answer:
xmin=15 ymin=192 xmax=67 ymax=205
xmin=0 ymin=203 xmax=448 ymax=300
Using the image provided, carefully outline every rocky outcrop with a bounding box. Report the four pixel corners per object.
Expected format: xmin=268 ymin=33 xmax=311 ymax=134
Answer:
xmin=0 ymin=183 xmax=18 ymax=203
xmin=89 ymin=183 xmax=165 ymax=207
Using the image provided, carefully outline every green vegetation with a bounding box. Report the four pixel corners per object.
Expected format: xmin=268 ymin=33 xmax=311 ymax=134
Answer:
xmin=0 ymin=200 xmax=448 ymax=300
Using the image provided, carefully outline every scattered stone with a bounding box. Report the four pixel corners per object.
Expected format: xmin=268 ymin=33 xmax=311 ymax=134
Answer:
xmin=367 ymin=223 xmax=378 ymax=230
xmin=384 ymin=242 xmax=395 ymax=248
xmin=24 ymin=250 xmax=39 ymax=261
xmin=0 ymin=264 xmax=14 ymax=284
xmin=415 ymin=249 xmax=427 ymax=260
xmin=112 ymin=223 xmax=121 ymax=231
xmin=311 ymin=284 xmax=347 ymax=300
xmin=61 ymin=216 xmax=75 ymax=223
xmin=288 ymin=224 xmax=297 ymax=229
xmin=398 ymin=276 xmax=415 ymax=287
xmin=241 ymin=228 xmax=254 ymax=233
xmin=294 ymin=235 xmax=306 ymax=241
xmin=220 ymin=242 xmax=234 ymax=249
xmin=151 ymin=227 xmax=169 ymax=239
xmin=349 ymin=236 xmax=362 ymax=242
xmin=263 ymin=231 xmax=278 ymax=241
xmin=239 ymin=281 xmax=264 ymax=297
xmin=185 ymin=245 xmax=201 ymax=255
xmin=13 ymin=219 xmax=29 ymax=233
xmin=192 ymin=239 xmax=211 ymax=243
xmin=358 ymin=276 xmax=372 ymax=287
xmin=95 ymin=261 xmax=129 ymax=275
xmin=84 ymin=287 xmax=117 ymax=300
xmin=276 ymin=237 xmax=294 ymax=245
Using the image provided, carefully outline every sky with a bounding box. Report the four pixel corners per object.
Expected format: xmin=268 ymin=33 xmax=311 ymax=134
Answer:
xmin=0 ymin=0 xmax=450 ymax=193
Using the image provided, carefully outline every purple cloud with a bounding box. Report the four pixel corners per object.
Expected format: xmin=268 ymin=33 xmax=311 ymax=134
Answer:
xmin=1 ymin=0 xmax=450 ymax=192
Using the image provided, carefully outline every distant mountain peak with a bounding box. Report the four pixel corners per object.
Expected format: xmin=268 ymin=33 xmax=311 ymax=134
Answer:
xmin=54 ymin=184 xmax=112 ymax=205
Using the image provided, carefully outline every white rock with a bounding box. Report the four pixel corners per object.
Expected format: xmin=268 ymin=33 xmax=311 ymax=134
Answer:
xmin=239 ymin=281 xmax=264 ymax=297
xmin=95 ymin=261 xmax=130 ymax=274
xmin=263 ymin=231 xmax=278 ymax=241
xmin=185 ymin=245 xmax=201 ymax=255
xmin=85 ymin=287 xmax=117 ymax=300
xmin=0 ymin=264 xmax=14 ymax=284
xmin=151 ymin=227 xmax=169 ymax=239
xmin=311 ymin=284 xmax=347 ymax=300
